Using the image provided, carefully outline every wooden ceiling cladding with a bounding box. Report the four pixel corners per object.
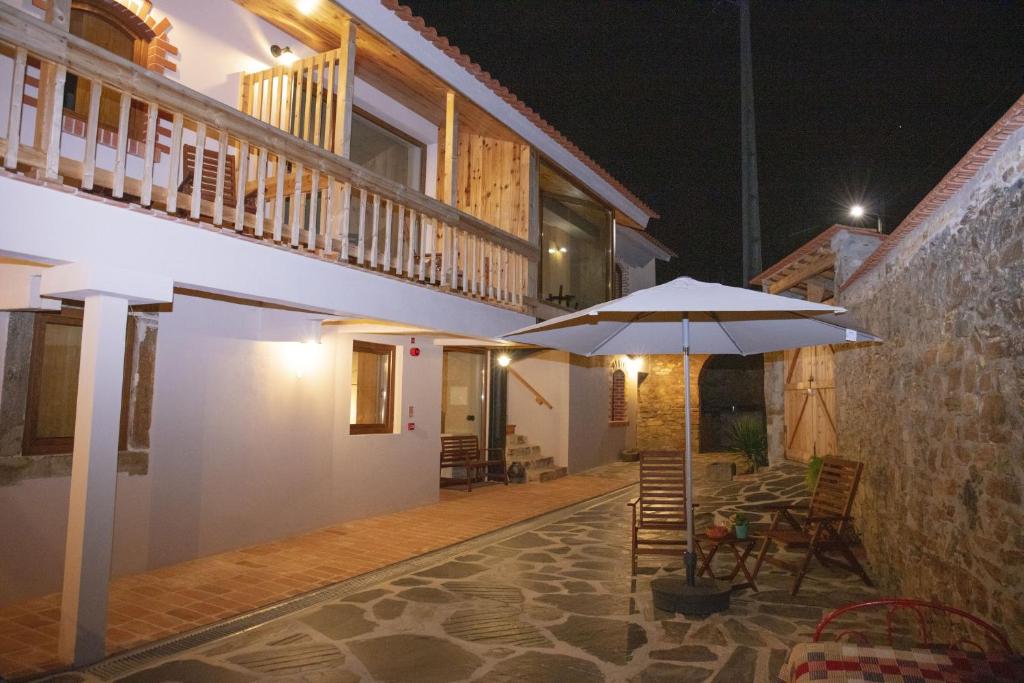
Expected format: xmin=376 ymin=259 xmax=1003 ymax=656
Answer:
xmin=233 ymin=0 xmax=522 ymax=140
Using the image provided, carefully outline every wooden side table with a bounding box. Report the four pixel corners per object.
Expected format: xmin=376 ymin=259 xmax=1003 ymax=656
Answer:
xmin=696 ymin=532 xmax=759 ymax=592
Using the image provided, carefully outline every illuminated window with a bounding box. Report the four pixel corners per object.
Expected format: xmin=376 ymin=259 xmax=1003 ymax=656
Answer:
xmin=350 ymin=341 xmax=395 ymax=435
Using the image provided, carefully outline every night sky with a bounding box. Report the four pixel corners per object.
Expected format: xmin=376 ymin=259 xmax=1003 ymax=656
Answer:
xmin=407 ymin=1 xmax=1024 ymax=286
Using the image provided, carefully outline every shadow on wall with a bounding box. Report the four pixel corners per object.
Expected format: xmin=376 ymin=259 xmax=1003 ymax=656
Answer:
xmin=698 ymin=355 xmax=765 ymax=452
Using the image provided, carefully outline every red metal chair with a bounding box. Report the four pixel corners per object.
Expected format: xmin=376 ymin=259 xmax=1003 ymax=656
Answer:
xmin=814 ymin=598 xmax=1015 ymax=655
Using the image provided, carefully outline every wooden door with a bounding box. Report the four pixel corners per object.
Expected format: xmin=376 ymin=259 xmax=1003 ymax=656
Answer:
xmin=783 ymin=345 xmax=837 ymax=462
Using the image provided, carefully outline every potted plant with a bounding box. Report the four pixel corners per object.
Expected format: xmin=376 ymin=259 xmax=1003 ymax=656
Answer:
xmin=620 ymin=448 xmax=640 ymax=462
xmin=730 ymin=512 xmax=750 ymax=539
xmin=728 ymin=415 xmax=768 ymax=472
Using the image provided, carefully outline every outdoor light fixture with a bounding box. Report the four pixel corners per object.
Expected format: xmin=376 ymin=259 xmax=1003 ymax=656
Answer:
xmin=287 ymin=341 xmax=318 ymax=378
xmin=547 ymin=247 xmax=557 ymax=254
xmin=625 ymin=355 xmax=644 ymax=373
xmin=559 ymin=246 xmax=568 ymax=253
xmin=296 ymin=0 xmax=318 ymax=15
xmin=848 ymin=204 xmax=883 ymax=233
xmin=548 ymin=243 xmax=567 ymax=255
xmin=270 ymin=45 xmax=298 ymax=66
xmin=497 ymin=353 xmax=512 ymax=367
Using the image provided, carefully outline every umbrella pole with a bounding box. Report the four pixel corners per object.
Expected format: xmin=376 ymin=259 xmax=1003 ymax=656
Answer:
xmin=683 ymin=316 xmax=696 ymax=586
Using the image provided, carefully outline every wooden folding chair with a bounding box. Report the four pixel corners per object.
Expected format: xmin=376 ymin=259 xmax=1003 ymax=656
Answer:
xmin=751 ymin=456 xmax=873 ymax=595
xmin=627 ymin=451 xmax=693 ymax=574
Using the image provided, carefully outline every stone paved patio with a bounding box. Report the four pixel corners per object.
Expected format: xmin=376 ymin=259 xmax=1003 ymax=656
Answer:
xmin=0 ymin=463 xmax=639 ymax=680
xmin=49 ymin=460 xmax=880 ymax=682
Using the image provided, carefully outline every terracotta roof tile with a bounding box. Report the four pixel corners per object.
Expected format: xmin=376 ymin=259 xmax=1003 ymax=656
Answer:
xmin=841 ymin=92 xmax=1024 ymax=291
xmin=381 ymin=0 xmax=658 ymax=220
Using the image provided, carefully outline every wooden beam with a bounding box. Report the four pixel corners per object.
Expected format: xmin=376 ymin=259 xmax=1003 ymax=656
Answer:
xmin=45 ymin=0 xmax=71 ymax=30
xmin=332 ymin=17 xmax=356 ymax=158
xmin=33 ymin=0 xmax=70 ymax=153
xmin=442 ymin=90 xmax=458 ymax=206
xmin=766 ymin=251 xmax=833 ymax=295
xmin=804 ymin=275 xmax=834 ymax=303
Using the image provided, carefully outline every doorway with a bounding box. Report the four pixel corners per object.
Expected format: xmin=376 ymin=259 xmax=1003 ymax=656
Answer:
xmin=442 ymin=349 xmax=488 ymax=444
xmin=783 ymin=345 xmax=836 ymax=462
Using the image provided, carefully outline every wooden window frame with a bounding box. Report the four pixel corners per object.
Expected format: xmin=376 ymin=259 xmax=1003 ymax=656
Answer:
xmin=22 ymin=308 xmax=133 ymax=455
xmin=352 ymin=106 xmax=428 ymax=193
xmin=349 ymin=340 xmax=396 ymax=435
xmin=63 ymin=0 xmax=154 ymax=139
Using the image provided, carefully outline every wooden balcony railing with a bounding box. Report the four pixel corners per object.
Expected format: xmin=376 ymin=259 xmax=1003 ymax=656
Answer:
xmin=0 ymin=5 xmax=536 ymax=310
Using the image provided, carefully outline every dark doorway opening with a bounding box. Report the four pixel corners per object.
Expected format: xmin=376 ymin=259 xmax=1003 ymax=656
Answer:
xmin=698 ymin=355 xmax=765 ymax=452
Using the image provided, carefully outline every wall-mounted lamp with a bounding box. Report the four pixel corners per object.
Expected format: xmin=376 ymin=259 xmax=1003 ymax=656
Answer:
xmin=547 ymin=244 xmax=568 ymax=255
xmin=497 ymin=353 xmax=512 ymax=367
xmin=296 ymin=0 xmax=318 ymax=15
xmin=270 ymin=45 xmax=299 ymax=66
xmin=625 ymin=355 xmax=644 ymax=373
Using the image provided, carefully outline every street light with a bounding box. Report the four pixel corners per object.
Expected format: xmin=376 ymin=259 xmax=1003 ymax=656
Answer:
xmin=848 ymin=204 xmax=883 ymax=233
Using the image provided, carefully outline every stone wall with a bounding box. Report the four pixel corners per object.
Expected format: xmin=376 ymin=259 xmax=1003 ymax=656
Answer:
xmin=637 ymin=354 xmax=706 ymax=452
xmin=762 ymin=351 xmax=785 ymax=464
xmin=836 ymin=131 xmax=1023 ymax=648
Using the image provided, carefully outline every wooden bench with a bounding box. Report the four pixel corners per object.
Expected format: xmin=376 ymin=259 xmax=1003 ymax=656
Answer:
xmin=440 ymin=434 xmax=509 ymax=492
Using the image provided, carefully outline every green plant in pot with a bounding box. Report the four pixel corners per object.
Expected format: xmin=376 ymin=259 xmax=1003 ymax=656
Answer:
xmin=728 ymin=415 xmax=768 ymax=472
xmin=730 ymin=512 xmax=750 ymax=539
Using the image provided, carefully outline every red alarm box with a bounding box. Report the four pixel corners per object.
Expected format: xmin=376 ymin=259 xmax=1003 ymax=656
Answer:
xmin=410 ymin=347 xmax=421 ymax=357
xmin=407 ymin=422 xmax=416 ymax=431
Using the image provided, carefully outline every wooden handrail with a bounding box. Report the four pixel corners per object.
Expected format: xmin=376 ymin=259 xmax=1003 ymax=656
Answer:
xmin=0 ymin=4 xmax=538 ymax=262
xmin=508 ymin=367 xmax=553 ymax=409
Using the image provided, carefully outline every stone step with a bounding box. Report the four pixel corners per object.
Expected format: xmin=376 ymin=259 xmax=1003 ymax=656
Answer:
xmin=506 ymin=445 xmax=542 ymax=461
xmin=516 ymin=456 xmax=555 ymax=470
xmin=507 ymin=434 xmax=528 ymax=446
xmin=529 ymin=466 xmax=567 ymax=483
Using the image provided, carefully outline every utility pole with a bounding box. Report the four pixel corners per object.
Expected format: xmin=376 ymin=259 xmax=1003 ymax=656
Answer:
xmin=740 ymin=0 xmax=762 ymax=286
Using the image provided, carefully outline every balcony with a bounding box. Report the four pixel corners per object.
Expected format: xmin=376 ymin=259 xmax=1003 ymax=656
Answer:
xmin=0 ymin=5 xmax=537 ymax=313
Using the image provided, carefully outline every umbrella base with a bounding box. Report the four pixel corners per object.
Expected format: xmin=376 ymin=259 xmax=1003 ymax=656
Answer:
xmin=651 ymin=577 xmax=732 ymax=615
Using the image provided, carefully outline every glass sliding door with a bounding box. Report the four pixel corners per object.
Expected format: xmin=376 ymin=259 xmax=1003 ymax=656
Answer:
xmin=442 ymin=349 xmax=488 ymax=444
xmin=538 ymin=161 xmax=613 ymax=310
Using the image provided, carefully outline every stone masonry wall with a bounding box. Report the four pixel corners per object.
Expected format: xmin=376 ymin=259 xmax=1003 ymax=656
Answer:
xmin=637 ymin=355 xmax=706 ymax=452
xmin=836 ymin=133 xmax=1023 ymax=648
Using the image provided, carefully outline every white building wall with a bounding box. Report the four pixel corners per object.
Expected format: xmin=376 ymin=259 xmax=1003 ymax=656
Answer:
xmin=506 ymin=351 xmax=569 ymax=468
xmin=0 ymin=293 xmax=445 ymax=604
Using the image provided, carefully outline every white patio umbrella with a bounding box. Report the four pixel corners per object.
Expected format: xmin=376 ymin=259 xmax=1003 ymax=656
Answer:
xmin=503 ymin=276 xmax=880 ymax=587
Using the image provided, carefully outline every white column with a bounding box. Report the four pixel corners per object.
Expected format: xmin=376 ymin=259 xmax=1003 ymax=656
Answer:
xmin=58 ymin=294 xmax=129 ymax=666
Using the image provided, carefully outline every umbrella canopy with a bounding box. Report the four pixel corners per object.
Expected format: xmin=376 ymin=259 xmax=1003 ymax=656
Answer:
xmin=502 ymin=276 xmax=880 ymax=587
xmin=504 ymin=277 xmax=880 ymax=354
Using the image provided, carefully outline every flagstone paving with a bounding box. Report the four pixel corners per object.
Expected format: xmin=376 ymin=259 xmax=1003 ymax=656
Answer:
xmin=0 ymin=462 xmax=639 ymax=680
xmin=49 ymin=460 xmax=881 ymax=682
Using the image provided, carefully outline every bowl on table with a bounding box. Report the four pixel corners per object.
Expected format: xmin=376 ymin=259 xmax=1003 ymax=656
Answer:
xmin=705 ymin=525 xmax=730 ymax=539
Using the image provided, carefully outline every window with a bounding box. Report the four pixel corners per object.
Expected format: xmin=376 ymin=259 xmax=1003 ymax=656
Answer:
xmin=539 ymin=162 xmax=613 ymax=310
xmin=64 ymin=0 xmax=154 ymax=132
xmin=350 ymin=341 xmax=395 ymax=435
xmin=22 ymin=309 xmax=131 ymax=454
xmin=609 ymin=369 xmax=627 ymax=424
xmin=350 ymin=110 xmax=425 ymax=192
